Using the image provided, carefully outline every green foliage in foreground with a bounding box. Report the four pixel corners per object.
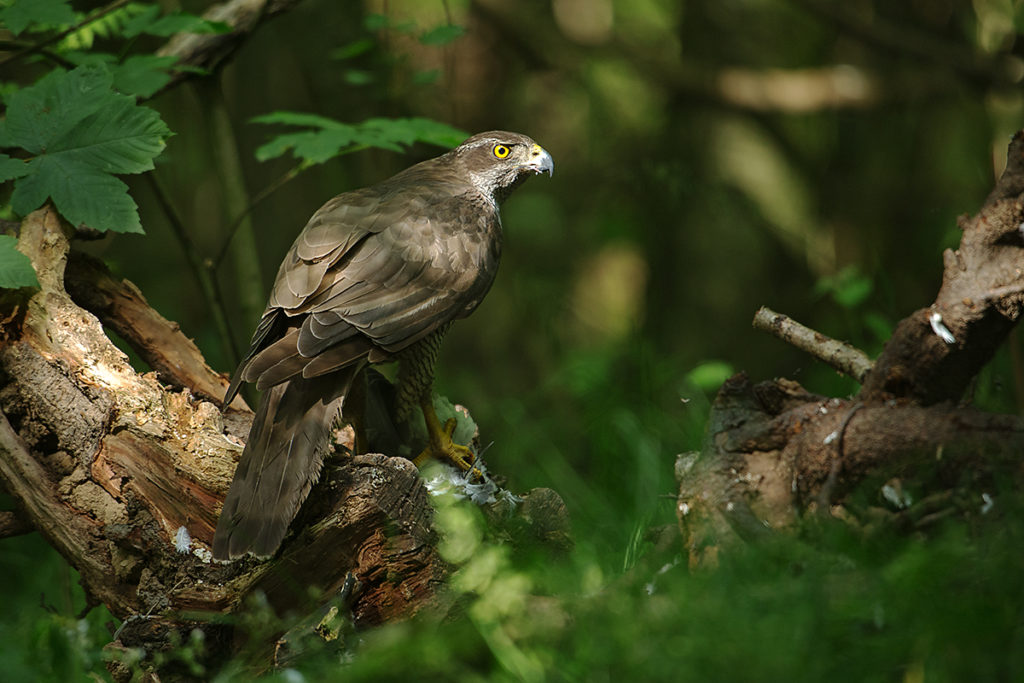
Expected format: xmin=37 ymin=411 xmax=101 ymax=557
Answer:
xmin=0 ymin=64 xmax=170 ymax=235
xmin=4 ymin=485 xmax=1023 ymax=682
xmin=246 ymin=492 xmax=1024 ymax=683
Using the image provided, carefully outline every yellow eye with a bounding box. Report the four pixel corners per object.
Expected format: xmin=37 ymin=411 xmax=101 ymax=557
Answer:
xmin=493 ymin=144 xmax=511 ymax=159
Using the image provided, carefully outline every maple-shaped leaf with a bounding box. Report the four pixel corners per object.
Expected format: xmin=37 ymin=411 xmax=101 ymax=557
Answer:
xmin=251 ymin=113 xmax=466 ymax=165
xmin=0 ymin=64 xmax=171 ymax=234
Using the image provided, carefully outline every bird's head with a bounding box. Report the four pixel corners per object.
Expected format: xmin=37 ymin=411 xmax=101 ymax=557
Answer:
xmin=454 ymin=131 xmax=554 ymax=203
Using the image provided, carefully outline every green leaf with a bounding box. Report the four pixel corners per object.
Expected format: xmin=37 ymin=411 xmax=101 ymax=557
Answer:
xmin=117 ymin=4 xmax=160 ymax=36
xmin=59 ymin=2 xmax=150 ymax=51
xmin=255 ymin=129 xmax=357 ymax=164
xmin=0 ymin=0 xmax=75 ymax=36
xmin=419 ymin=24 xmax=465 ymax=46
xmin=330 ymin=38 xmax=375 ymax=61
xmin=13 ymin=166 xmax=142 ymax=233
xmin=360 ymin=117 xmax=469 ymax=148
xmin=251 ymin=113 xmax=468 ymax=166
xmin=0 ymin=235 xmax=39 ymax=289
xmin=109 ymin=55 xmax=177 ymax=97
xmin=59 ymin=52 xmax=177 ymax=98
xmin=251 ymin=111 xmax=352 ymax=128
xmin=2 ymin=65 xmax=171 ymax=233
xmin=685 ymin=361 xmax=735 ymax=393
xmin=0 ymin=154 xmax=31 ymax=182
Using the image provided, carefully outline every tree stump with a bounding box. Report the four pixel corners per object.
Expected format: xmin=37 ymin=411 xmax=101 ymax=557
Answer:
xmin=0 ymin=206 xmax=568 ymax=677
xmin=678 ymin=131 xmax=1024 ymax=566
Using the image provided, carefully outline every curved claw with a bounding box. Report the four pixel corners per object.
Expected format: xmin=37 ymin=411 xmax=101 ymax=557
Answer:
xmin=412 ymin=402 xmax=481 ymax=479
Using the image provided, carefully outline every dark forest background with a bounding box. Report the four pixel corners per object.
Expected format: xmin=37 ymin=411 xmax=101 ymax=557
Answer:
xmin=3 ymin=0 xmax=1023 ymax=680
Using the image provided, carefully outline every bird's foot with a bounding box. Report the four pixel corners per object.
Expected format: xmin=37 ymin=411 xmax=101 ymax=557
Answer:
xmin=413 ymin=402 xmax=483 ymax=480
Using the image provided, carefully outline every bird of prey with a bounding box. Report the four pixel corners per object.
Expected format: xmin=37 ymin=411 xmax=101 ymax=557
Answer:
xmin=212 ymin=131 xmax=553 ymax=560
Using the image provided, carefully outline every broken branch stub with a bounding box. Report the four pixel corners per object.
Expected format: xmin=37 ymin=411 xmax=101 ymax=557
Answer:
xmin=0 ymin=207 xmax=569 ymax=676
xmin=680 ymin=132 xmax=1024 ymax=565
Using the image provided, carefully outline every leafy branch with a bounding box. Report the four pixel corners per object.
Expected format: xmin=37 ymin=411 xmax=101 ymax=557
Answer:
xmin=0 ymin=0 xmax=130 ymax=68
xmin=0 ymin=1 xmax=468 ymax=376
xmin=0 ymin=64 xmax=170 ymax=234
xmin=212 ymin=114 xmax=467 ymax=267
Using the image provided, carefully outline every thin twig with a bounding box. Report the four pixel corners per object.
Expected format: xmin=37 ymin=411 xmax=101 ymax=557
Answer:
xmin=145 ymin=173 xmax=241 ymax=368
xmin=752 ymin=306 xmax=874 ymax=383
xmin=213 ymin=142 xmax=373 ymax=268
xmin=0 ymin=42 xmax=76 ymax=69
xmin=213 ymin=162 xmax=306 ymax=268
xmin=0 ymin=0 xmax=133 ymax=69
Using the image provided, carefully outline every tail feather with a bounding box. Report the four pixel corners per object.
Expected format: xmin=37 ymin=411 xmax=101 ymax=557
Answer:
xmin=213 ymin=369 xmax=354 ymax=559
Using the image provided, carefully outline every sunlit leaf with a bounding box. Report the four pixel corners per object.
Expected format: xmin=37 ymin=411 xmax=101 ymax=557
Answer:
xmin=58 ymin=2 xmax=150 ymax=51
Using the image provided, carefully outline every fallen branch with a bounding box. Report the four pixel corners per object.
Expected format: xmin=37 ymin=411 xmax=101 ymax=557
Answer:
xmin=679 ymin=131 xmax=1024 ymax=566
xmin=0 ymin=207 xmax=569 ymax=678
xmin=751 ymin=306 xmax=873 ymax=383
xmin=64 ymin=252 xmax=247 ymax=409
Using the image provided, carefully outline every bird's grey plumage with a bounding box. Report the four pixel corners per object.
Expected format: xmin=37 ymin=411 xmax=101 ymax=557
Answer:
xmin=214 ymin=131 xmax=553 ymax=560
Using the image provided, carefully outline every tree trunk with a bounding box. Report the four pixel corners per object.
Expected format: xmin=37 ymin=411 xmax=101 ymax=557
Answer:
xmin=678 ymin=131 xmax=1024 ymax=566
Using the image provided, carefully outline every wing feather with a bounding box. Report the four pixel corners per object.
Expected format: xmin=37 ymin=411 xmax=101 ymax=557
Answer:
xmin=230 ymin=170 xmax=501 ymax=396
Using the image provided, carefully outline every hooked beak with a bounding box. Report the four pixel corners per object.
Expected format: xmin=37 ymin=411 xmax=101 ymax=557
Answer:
xmin=523 ymin=143 xmax=554 ymax=177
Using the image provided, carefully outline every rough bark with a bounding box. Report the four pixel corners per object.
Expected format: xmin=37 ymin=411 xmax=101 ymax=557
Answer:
xmin=860 ymin=133 xmax=1024 ymax=404
xmin=0 ymin=207 xmax=568 ymax=677
xmin=678 ymin=132 xmax=1024 ymax=565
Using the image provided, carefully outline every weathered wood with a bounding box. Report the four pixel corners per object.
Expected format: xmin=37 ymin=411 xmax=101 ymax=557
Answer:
xmin=150 ymin=0 xmax=305 ymax=100
xmin=64 ymin=252 xmax=247 ymax=409
xmin=752 ymin=306 xmax=874 ymax=383
xmin=679 ymin=132 xmax=1024 ymax=566
xmin=0 ymin=207 xmax=570 ymax=677
xmin=860 ymin=132 xmax=1024 ymax=404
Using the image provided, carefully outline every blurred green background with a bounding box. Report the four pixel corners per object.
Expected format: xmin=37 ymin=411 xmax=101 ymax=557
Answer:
xmin=4 ymin=0 xmax=1024 ymax=679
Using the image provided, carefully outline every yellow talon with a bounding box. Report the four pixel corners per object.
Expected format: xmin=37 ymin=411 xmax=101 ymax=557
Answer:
xmin=412 ymin=399 xmax=482 ymax=479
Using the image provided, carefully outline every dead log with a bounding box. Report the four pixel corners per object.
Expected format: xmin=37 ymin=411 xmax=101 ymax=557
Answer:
xmin=0 ymin=207 xmax=568 ymax=677
xmin=678 ymin=131 xmax=1024 ymax=565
